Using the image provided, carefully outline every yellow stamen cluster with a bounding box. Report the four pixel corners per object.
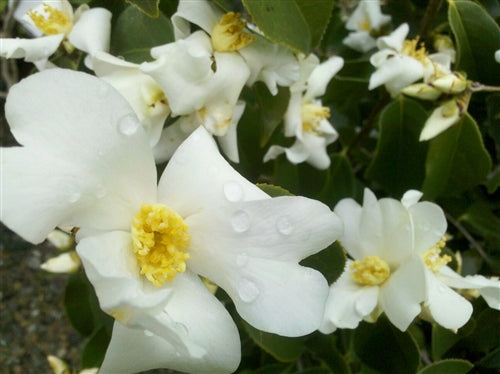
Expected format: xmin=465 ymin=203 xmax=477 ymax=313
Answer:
xmin=357 ymin=18 xmax=371 ymax=32
xmin=301 ymin=102 xmax=330 ymax=135
xmin=211 ymin=12 xmax=256 ymax=52
xmin=421 ymin=237 xmax=451 ymax=273
xmin=401 ymin=38 xmax=428 ymax=64
xmin=28 ymin=4 xmax=72 ymax=36
xmin=350 ymin=256 xmax=391 ymax=286
xmin=131 ymin=204 xmax=190 ymax=287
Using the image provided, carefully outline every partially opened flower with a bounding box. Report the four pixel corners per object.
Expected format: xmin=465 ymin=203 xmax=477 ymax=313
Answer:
xmin=1 ymin=0 xmax=111 ymax=69
xmin=2 ymin=69 xmax=342 ymax=373
xmin=343 ymin=0 xmax=391 ymax=53
xmin=320 ymin=189 xmax=500 ymax=333
xmin=264 ymin=54 xmax=344 ymax=170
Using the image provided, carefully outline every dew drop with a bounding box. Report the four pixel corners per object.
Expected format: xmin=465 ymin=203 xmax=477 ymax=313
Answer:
xmin=276 ymin=215 xmax=293 ymax=235
xmin=238 ymin=279 xmax=260 ymax=303
xmin=231 ymin=210 xmax=250 ymax=233
xmin=68 ymin=192 xmax=81 ymax=203
xmin=236 ymin=253 xmax=249 ymax=267
xmin=144 ymin=330 xmax=154 ymax=337
xmin=224 ymin=181 xmax=243 ymax=202
xmin=117 ymin=114 xmax=140 ymax=136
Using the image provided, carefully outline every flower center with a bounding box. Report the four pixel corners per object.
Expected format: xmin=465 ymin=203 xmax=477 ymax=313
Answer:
xmin=28 ymin=3 xmax=72 ymax=36
xmin=131 ymin=204 xmax=190 ymax=287
xmin=401 ymin=38 xmax=428 ymax=64
xmin=211 ymin=12 xmax=256 ymax=52
xmin=357 ymin=18 xmax=371 ymax=32
xmin=350 ymin=256 xmax=391 ymax=286
xmin=301 ymin=102 xmax=330 ymax=135
xmin=421 ymin=238 xmax=451 ymax=273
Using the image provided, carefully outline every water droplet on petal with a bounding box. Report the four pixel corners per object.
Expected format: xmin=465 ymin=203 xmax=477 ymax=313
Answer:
xmin=68 ymin=192 xmax=81 ymax=203
xmin=95 ymin=184 xmax=107 ymax=199
xmin=238 ymin=279 xmax=260 ymax=303
xmin=236 ymin=253 xmax=248 ymax=267
xmin=176 ymin=322 xmax=189 ymax=336
xmin=144 ymin=330 xmax=154 ymax=337
xmin=117 ymin=114 xmax=140 ymax=136
xmin=224 ymin=181 xmax=243 ymax=202
xmin=276 ymin=215 xmax=293 ymax=235
xmin=231 ymin=210 xmax=250 ymax=233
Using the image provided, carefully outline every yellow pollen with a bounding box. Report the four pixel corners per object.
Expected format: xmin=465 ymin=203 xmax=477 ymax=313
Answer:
xmin=301 ymin=102 xmax=330 ymax=135
xmin=211 ymin=12 xmax=256 ymax=52
xmin=401 ymin=38 xmax=428 ymax=64
xmin=350 ymin=256 xmax=391 ymax=286
xmin=357 ymin=18 xmax=371 ymax=31
xmin=421 ymin=238 xmax=451 ymax=273
xmin=131 ymin=204 xmax=190 ymax=287
xmin=28 ymin=4 xmax=72 ymax=36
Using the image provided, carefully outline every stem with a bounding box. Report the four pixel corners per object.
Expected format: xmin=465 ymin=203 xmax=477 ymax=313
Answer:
xmin=419 ymin=0 xmax=444 ymax=40
xmin=470 ymin=82 xmax=500 ymax=92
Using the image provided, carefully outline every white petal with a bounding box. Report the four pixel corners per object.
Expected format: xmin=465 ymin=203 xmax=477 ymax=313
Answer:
xmin=401 ymin=190 xmax=423 ymax=208
xmin=305 ymin=56 xmax=344 ymax=99
xmin=185 ymin=196 xmax=341 ymax=336
xmin=2 ymin=69 xmax=156 ymax=243
xmin=283 ymin=91 xmax=303 ymax=137
xmin=380 ymin=255 xmax=426 ymax=331
xmin=345 ymin=0 xmax=391 ymax=32
xmin=171 ymin=0 xmax=222 ymax=39
xmin=216 ymin=101 xmax=245 ymax=163
xmin=376 ymin=23 xmax=409 ymax=51
xmin=152 ymin=119 xmax=194 ymax=164
xmin=40 ymin=251 xmax=80 ymax=273
xmin=320 ymin=262 xmax=379 ymax=332
xmin=0 ymin=35 xmax=63 ymax=62
xmin=343 ymin=31 xmax=377 ymax=53
xmin=423 ymin=268 xmax=472 ymax=330
xmin=100 ymin=271 xmax=240 ymax=374
xmin=11 ymin=0 xmax=44 ymax=36
xmin=67 ymin=7 xmax=111 ymax=56
xmin=157 ymin=126 xmax=268 ymax=218
xmin=407 ymin=201 xmax=447 ymax=254
xmin=333 ymin=197 xmax=364 ymax=259
xmin=419 ymin=101 xmax=461 ymax=141
xmin=263 ymin=144 xmax=286 ymax=163
xmin=495 ymin=49 xmax=500 ymax=63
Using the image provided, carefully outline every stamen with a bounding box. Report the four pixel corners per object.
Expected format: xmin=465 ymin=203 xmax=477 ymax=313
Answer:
xmin=28 ymin=4 xmax=72 ymax=36
xmin=211 ymin=12 xmax=256 ymax=52
xmin=301 ymin=102 xmax=330 ymax=135
xmin=350 ymin=256 xmax=391 ymax=286
xmin=421 ymin=237 xmax=451 ymax=273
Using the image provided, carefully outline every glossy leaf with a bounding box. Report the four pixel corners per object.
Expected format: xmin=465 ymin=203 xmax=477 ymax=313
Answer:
xmin=319 ymin=153 xmax=356 ymax=208
xmin=448 ymin=0 xmax=500 ymax=85
xmin=365 ymin=97 xmax=429 ymax=196
xmin=422 ymin=114 xmax=492 ymax=200
xmin=112 ymin=5 xmax=174 ymax=63
xmin=125 ymin=0 xmax=159 ymax=18
xmin=81 ymin=326 xmax=112 ymax=368
xmin=431 ymin=320 xmax=476 ymax=360
xmin=460 ymin=202 xmax=500 ymax=240
xmin=301 ymin=242 xmax=346 ymax=285
xmin=256 ymin=183 xmax=294 ymax=197
xmin=417 ymin=359 xmax=473 ymax=374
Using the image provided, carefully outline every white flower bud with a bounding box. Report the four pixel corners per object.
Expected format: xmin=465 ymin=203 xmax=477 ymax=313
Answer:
xmin=402 ymin=83 xmax=442 ymax=101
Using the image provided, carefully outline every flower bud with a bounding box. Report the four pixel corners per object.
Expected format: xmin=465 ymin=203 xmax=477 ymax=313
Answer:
xmin=40 ymin=251 xmax=80 ymax=273
xmin=47 ymin=355 xmax=70 ymax=374
xmin=402 ymin=83 xmax=442 ymax=101
xmin=431 ymin=73 xmax=467 ymax=94
xmin=420 ymin=99 xmax=461 ymax=141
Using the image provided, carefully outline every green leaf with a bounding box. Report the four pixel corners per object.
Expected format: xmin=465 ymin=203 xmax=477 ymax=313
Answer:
xmin=254 ymin=82 xmax=290 ymax=147
xmin=306 ymin=333 xmax=350 ymax=374
xmin=256 ymin=183 xmax=294 ymax=197
xmin=242 ymin=0 xmax=334 ymax=53
xmin=464 ymin=308 xmax=500 ymax=353
xmin=319 ymin=153 xmax=356 ymax=208
xmin=238 ymin=364 xmax=293 ymax=374
xmin=448 ymin=0 xmax=500 ymax=85
xmin=273 ymin=155 xmax=300 ymax=194
xmin=125 ymin=0 xmax=159 ymax=18
xmin=476 ymin=345 xmax=500 ymax=369
xmin=459 ymin=202 xmax=500 ymax=240
xmin=486 ymin=166 xmax=500 ymax=194
xmin=417 ymin=359 xmax=473 ymax=374
xmin=354 ymin=317 xmax=420 ymax=374
xmin=243 ymin=321 xmax=307 ymax=362
xmin=81 ymin=326 xmax=112 ymax=368
xmin=365 ymin=97 xmax=429 ymax=196
xmin=64 ymin=272 xmax=99 ymax=337
xmin=112 ymin=5 xmax=174 ymax=63
xmin=422 ymin=114 xmax=492 ymax=200
xmin=431 ymin=320 xmax=476 ymax=360
xmin=300 ymin=242 xmax=346 ymax=285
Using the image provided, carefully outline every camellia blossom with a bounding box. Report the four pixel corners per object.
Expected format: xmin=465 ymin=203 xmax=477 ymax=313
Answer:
xmin=343 ymin=0 xmax=391 ymax=53
xmin=320 ymin=189 xmax=500 ymax=333
xmin=264 ymin=54 xmax=344 ymax=170
xmin=1 ymin=69 xmax=343 ymax=373
xmin=0 ymin=0 xmax=111 ymax=69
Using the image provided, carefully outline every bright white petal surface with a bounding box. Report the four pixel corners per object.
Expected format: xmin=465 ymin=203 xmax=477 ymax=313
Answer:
xmin=419 ymin=102 xmax=460 ymax=141
xmin=495 ymin=50 xmax=500 ymax=63
xmin=100 ymin=272 xmax=241 ymax=374
xmin=345 ymin=0 xmax=391 ymax=32
xmin=380 ymin=255 xmax=427 ymax=331
xmin=423 ymin=267 xmax=472 ymax=330
xmin=407 ymin=200 xmax=447 ymax=254
xmin=305 ymin=56 xmax=344 ymax=99
xmin=376 ymin=23 xmax=409 ymax=51
xmin=157 ymin=126 xmax=269 ymax=218
xmin=67 ymin=7 xmax=111 ymax=56
xmin=216 ymin=101 xmax=246 ymax=163
xmin=0 ymin=35 xmax=63 ymax=62
xmin=320 ymin=262 xmax=379 ymax=333
xmin=171 ymin=0 xmax=222 ymax=39
xmin=343 ymin=31 xmax=376 ymax=53
xmin=152 ymin=119 xmax=194 ymax=164
xmin=185 ymin=195 xmax=340 ymax=336
xmin=2 ymin=69 xmax=156 ymax=243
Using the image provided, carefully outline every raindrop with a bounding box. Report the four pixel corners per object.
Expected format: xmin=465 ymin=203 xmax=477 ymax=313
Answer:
xmin=68 ymin=192 xmax=81 ymax=203
xmin=117 ymin=114 xmax=140 ymax=136
xmin=236 ymin=253 xmax=249 ymax=267
xmin=276 ymin=215 xmax=293 ymax=235
xmin=144 ymin=330 xmax=154 ymax=337
xmin=238 ymin=279 xmax=260 ymax=303
xmin=224 ymin=181 xmax=243 ymax=202
xmin=95 ymin=184 xmax=107 ymax=199
xmin=231 ymin=210 xmax=250 ymax=233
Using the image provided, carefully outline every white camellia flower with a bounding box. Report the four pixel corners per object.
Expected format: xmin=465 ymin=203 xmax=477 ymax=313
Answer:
xmin=343 ymin=0 xmax=391 ymax=53
xmin=141 ymin=31 xmax=249 ymax=163
xmin=171 ymin=0 xmax=300 ymax=95
xmin=320 ymin=189 xmax=500 ymax=333
xmin=495 ymin=49 xmax=500 ymax=63
xmin=264 ymin=54 xmax=344 ymax=170
xmin=92 ymin=52 xmax=170 ymax=148
xmin=1 ymin=0 xmax=111 ymax=69
xmin=1 ymin=69 xmax=342 ymax=373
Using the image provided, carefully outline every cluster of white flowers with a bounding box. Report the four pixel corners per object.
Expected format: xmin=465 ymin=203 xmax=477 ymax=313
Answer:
xmin=1 ymin=1 xmax=499 ymax=374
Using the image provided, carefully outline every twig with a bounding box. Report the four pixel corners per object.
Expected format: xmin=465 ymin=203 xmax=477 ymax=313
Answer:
xmin=419 ymin=0 xmax=444 ymax=40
